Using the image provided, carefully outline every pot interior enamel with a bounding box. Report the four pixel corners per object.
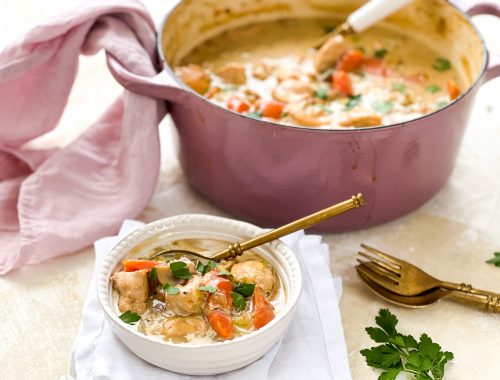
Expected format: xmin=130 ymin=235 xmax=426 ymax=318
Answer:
xmin=157 ymin=0 xmax=487 ymax=231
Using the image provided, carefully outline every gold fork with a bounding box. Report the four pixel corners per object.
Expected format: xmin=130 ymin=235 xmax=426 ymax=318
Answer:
xmin=357 ymin=244 xmax=500 ymax=312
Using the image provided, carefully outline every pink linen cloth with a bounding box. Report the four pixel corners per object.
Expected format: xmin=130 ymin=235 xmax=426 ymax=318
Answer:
xmin=0 ymin=0 xmax=165 ymax=274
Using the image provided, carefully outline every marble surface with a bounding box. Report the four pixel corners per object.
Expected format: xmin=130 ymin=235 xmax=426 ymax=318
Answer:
xmin=1 ymin=1 xmax=499 ymax=379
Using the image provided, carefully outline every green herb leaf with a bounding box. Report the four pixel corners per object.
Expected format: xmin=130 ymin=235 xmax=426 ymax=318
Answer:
xmin=392 ymin=83 xmax=406 ymax=93
xmin=432 ymin=58 xmax=451 ymax=71
xmin=356 ymin=46 xmax=366 ymax=53
xmin=148 ymin=267 xmax=158 ymax=282
xmin=196 ymin=260 xmax=217 ymax=275
xmin=217 ymin=269 xmax=232 ymax=276
xmin=162 ymin=282 xmax=180 ymax=295
xmin=486 ymin=252 xmax=500 ymax=267
xmin=372 ymin=100 xmax=393 ymax=113
xmin=119 ymin=310 xmax=141 ymax=324
xmin=374 ymin=48 xmax=388 ymax=59
xmin=170 ymin=261 xmax=192 ymax=280
xmin=233 ymin=282 xmax=255 ymax=297
xmin=426 ymin=84 xmax=441 ymax=93
xmin=361 ymin=309 xmax=454 ymax=379
xmin=319 ymin=104 xmax=333 ymax=114
xmin=345 ymin=94 xmax=362 ymax=111
xmin=247 ymin=111 xmax=262 ymax=119
xmin=199 ymin=285 xmax=217 ymax=293
xmin=436 ymin=101 xmax=448 ymax=109
xmin=231 ymin=291 xmax=246 ymax=310
xmin=315 ymin=86 xmax=328 ymax=100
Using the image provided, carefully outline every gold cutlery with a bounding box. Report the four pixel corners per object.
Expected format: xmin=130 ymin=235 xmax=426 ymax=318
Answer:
xmin=356 ymin=244 xmax=500 ymax=312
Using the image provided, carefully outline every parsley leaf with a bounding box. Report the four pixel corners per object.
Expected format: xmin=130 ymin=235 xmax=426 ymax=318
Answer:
xmin=233 ymin=282 xmax=255 ymax=297
xmin=231 ymin=291 xmax=246 ymax=310
xmin=315 ymin=86 xmax=328 ymax=100
xmin=196 ymin=260 xmax=217 ymax=275
xmin=199 ymin=285 xmax=217 ymax=293
xmin=162 ymin=282 xmax=180 ymax=295
xmin=374 ymin=48 xmax=388 ymax=59
xmin=119 ymin=310 xmax=141 ymax=324
xmin=148 ymin=267 xmax=158 ymax=282
xmin=486 ymin=252 xmax=500 ymax=267
xmin=345 ymin=94 xmax=362 ymax=111
xmin=392 ymin=83 xmax=406 ymax=93
xmin=426 ymin=84 xmax=441 ymax=93
xmin=433 ymin=58 xmax=451 ymax=71
xmin=217 ymin=269 xmax=232 ymax=276
xmin=247 ymin=111 xmax=262 ymax=119
xmin=372 ymin=100 xmax=393 ymax=113
xmin=436 ymin=101 xmax=448 ymax=109
xmin=361 ymin=309 xmax=453 ymax=380
xmin=170 ymin=261 xmax=192 ymax=280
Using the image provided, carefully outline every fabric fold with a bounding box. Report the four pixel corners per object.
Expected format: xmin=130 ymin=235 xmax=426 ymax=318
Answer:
xmin=0 ymin=0 xmax=166 ymax=274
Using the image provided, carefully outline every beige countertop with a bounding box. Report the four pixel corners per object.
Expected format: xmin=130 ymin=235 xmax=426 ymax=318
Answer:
xmin=1 ymin=1 xmax=499 ymax=379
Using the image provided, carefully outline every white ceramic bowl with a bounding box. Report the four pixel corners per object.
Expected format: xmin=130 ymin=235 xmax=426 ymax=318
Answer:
xmin=97 ymin=214 xmax=302 ymax=375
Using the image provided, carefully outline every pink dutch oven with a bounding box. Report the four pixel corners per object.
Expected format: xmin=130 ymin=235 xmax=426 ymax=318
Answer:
xmin=108 ymin=0 xmax=500 ymax=231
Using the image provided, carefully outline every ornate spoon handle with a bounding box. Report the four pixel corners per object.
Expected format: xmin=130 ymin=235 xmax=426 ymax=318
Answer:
xmin=447 ymin=283 xmax=500 ymax=312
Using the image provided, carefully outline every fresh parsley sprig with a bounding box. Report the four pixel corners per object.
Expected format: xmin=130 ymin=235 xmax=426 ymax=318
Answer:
xmin=361 ymin=309 xmax=453 ymax=380
xmin=486 ymin=252 xmax=500 ymax=267
xmin=170 ymin=261 xmax=192 ymax=280
xmin=119 ymin=310 xmax=141 ymax=324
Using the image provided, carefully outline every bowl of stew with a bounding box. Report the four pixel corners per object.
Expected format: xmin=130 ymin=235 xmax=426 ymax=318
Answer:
xmin=97 ymin=214 xmax=302 ymax=375
xmin=108 ymin=0 xmax=500 ymax=231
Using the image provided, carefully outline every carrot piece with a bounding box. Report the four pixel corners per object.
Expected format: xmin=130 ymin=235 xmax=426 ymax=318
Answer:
xmin=447 ymin=79 xmax=460 ymax=100
xmin=205 ymin=271 xmax=233 ymax=304
xmin=332 ymin=70 xmax=353 ymax=97
xmin=337 ymin=49 xmax=364 ymax=72
xmin=253 ymin=287 xmax=274 ymax=329
xmin=207 ymin=310 xmax=233 ymax=339
xmin=363 ymin=58 xmax=389 ymax=77
xmin=122 ymin=260 xmax=158 ymax=272
xmin=205 ymin=86 xmax=220 ymax=99
xmin=261 ymin=101 xmax=285 ymax=119
xmin=227 ymin=96 xmax=250 ymax=113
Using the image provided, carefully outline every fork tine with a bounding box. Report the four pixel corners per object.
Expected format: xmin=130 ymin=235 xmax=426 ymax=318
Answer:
xmin=357 ymin=260 xmax=400 ymax=284
xmin=358 ymin=251 xmax=400 ymax=274
xmin=360 ymin=244 xmax=403 ymax=266
xmin=355 ymin=264 xmax=400 ymax=292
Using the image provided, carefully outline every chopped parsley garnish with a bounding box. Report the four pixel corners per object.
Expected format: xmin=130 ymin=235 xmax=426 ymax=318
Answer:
xmin=426 ymin=84 xmax=442 ymax=93
xmin=486 ymin=252 xmax=500 ymax=267
xmin=247 ymin=111 xmax=262 ymax=119
xmin=148 ymin=267 xmax=158 ymax=282
xmin=361 ymin=309 xmax=454 ymax=380
xmin=392 ymin=83 xmax=406 ymax=93
xmin=196 ymin=260 xmax=217 ymax=275
xmin=356 ymin=46 xmax=366 ymax=53
xmin=170 ymin=261 xmax=192 ymax=280
xmin=119 ymin=310 xmax=141 ymax=324
xmin=436 ymin=101 xmax=448 ymax=109
xmin=199 ymin=285 xmax=217 ymax=293
xmin=319 ymin=105 xmax=333 ymax=114
xmin=315 ymin=86 xmax=329 ymax=100
xmin=432 ymin=58 xmax=451 ymax=71
xmin=374 ymin=48 xmax=388 ymax=59
xmin=233 ymin=282 xmax=255 ymax=297
xmin=345 ymin=94 xmax=362 ymax=111
xmin=372 ymin=100 xmax=393 ymax=113
xmin=217 ymin=269 xmax=232 ymax=276
xmin=162 ymin=282 xmax=180 ymax=295
xmin=231 ymin=291 xmax=247 ymax=310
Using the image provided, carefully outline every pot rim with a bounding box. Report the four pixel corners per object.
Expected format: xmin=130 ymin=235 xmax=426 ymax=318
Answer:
xmin=156 ymin=1 xmax=488 ymax=133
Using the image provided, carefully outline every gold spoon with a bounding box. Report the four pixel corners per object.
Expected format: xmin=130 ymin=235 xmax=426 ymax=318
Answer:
xmin=152 ymin=194 xmax=365 ymax=262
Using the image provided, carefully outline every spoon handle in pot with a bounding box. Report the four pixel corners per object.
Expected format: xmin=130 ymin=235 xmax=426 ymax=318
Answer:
xmin=212 ymin=194 xmax=366 ymax=261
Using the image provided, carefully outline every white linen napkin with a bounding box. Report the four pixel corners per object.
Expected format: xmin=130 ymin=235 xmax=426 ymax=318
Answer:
xmin=70 ymin=220 xmax=352 ymax=380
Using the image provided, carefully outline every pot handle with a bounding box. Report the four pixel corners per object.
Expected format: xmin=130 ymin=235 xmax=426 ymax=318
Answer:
xmin=452 ymin=0 xmax=500 ymax=82
xmin=105 ymin=53 xmax=190 ymax=101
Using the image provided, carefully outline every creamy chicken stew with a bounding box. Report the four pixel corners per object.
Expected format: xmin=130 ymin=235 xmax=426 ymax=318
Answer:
xmin=174 ymin=19 xmax=461 ymax=129
xmin=111 ymin=239 xmax=282 ymax=343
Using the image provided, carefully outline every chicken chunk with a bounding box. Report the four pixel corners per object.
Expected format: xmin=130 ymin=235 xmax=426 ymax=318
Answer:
xmin=272 ymin=79 xmax=315 ymax=103
xmin=288 ymin=103 xmax=333 ymax=127
xmin=112 ymin=270 xmax=149 ymax=314
xmin=314 ymin=35 xmax=352 ymax=72
xmin=230 ymin=260 xmax=274 ymax=294
xmin=338 ymin=110 xmax=382 ymax=127
xmin=161 ymin=316 xmax=207 ymax=339
xmin=216 ymin=62 xmax=246 ymax=84
xmin=156 ymin=257 xmax=196 ymax=285
xmin=252 ymin=62 xmax=274 ymax=80
xmin=176 ymin=64 xmax=211 ymax=95
xmin=164 ymin=276 xmax=205 ymax=316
